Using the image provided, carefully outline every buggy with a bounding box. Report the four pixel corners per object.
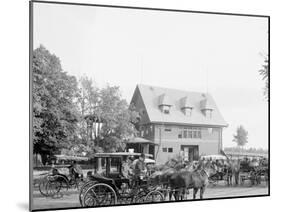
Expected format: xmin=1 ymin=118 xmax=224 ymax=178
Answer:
xmin=38 ymin=155 xmax=86 ymax=198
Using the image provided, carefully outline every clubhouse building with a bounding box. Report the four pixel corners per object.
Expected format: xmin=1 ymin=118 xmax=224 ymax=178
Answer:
xmin=130 ymin=84 xmax=228 ymax=164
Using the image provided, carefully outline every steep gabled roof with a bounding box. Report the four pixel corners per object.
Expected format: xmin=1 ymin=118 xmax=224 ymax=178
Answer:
xmin=131 ymin=84 xmax=228 ymax=127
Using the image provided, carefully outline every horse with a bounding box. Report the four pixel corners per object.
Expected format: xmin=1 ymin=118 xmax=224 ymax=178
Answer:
xmin=149 ymin=158 xmax=185 ymax=199
xmin=169 ymin=161 xmax=217 ymax=200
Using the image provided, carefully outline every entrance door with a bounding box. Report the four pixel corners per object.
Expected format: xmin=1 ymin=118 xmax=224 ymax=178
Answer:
xmin=181 ymin=145 xmax=199 ymax=161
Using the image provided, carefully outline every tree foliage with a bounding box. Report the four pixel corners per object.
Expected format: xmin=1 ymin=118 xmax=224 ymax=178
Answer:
xmin=232 ymin=125 xmax=248 ymax=148
xmin=76 ymin=76 xmax=100 ymax=145
xmin=259 ymin=56 xmax=269 ymax=100
xmin=224 ymin=146 xmax=267 ymax=154
xmin=75 ymin=77 xmax=140 ymax=153
xmin=97 ymin=85 xmax=139 ymax=152
xmin=33 ymin=45 xmax=140 ymax=160
xmin=33 ymin=45 xmax=79 ymax=161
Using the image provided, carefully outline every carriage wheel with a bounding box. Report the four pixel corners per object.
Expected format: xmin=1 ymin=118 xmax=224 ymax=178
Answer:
xmin=55 ymin=175 xmax=70 ymax=191
xmin=134 ymin=190 xmax=148 ymax=203
xmin=45 ymin=179 xmax=62 ymax=197
xmin=79 ymin=181 xmax=97 ymax=206
xmin=82 ymin=183 xmax=117 ymax=207
xmin=145 ymin=190 xmax=164 ymax=203
xmin=39 ymin=177 xmax=49 ymax=197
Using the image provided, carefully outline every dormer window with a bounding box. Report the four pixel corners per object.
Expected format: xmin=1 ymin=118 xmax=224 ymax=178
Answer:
xmin=158 ymin=94 xmax=172 ymax=114
xmin=180 ymin=96 xmax=193 ymax=117
xmin=200 ymin=97 xmax=214 ymax=119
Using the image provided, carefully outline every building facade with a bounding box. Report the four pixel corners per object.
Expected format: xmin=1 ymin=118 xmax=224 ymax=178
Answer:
xmin=130 ymin=84 xmax=228 ymax=164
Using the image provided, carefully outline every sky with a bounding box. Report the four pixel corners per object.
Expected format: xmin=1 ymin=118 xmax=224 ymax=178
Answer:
xmin=33 ymin=2 xmax=268 ymax=149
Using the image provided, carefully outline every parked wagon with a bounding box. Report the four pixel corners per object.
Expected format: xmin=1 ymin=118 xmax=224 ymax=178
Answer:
xmin=239 ymin=158 xmax=268 ymax=186
xmin=79 ymin=152 xmax=164 ymax=207
xmin=38 ymin=155 xmax=86 ymax=198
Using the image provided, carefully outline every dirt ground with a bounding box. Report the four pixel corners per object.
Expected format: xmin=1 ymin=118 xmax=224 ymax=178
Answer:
xmin=32 ymin=183 xmax=269 ymax=210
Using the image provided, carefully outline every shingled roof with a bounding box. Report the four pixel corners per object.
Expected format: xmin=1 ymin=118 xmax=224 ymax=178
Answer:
xmin=131 ymin=84 xmax=228 ymax=127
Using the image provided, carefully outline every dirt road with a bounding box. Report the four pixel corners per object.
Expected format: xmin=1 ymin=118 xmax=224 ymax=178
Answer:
xmin=32 ymin=184 xmax=268 ymax=210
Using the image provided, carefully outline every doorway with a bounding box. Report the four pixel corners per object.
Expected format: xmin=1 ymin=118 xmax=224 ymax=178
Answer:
xmin=181 ymin=145 xmax=199 ymax=161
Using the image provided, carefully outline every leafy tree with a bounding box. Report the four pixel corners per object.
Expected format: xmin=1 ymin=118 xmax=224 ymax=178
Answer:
xmin=76 ymin=81 xmax=140 ymax=153
xmin=98 ymin=85 xmax=139 ymax=152
xmin=76 ymin=76 xmax=100 ymax=145
xmin=259 ymin=55 xmax=269 ymax=100
xmin=232 ymin=125 xmax=248 ymax=148
xmin=33 ymin=45 xmax=79 ymax=164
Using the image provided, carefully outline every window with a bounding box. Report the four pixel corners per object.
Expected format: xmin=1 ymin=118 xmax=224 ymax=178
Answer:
xmin=183 ymin=108 xmax=192 ymax=116
xmin=160 ymin=105 xmax=171 ymax=114
xmin=186 ymin=127 xmax=202 ymax=139
xmin=164 ymin=128 xmax=172 ymax=132
xmin=183 ymin=130 xmax=188 ymax=138
xmin=188 ymin=131 xmax=193 ymax=138
xmin=204 ymin=109 xmax=212 ymax=118
xmin=162 ymin=148 xmax=167 ymax=152
xmin=168 ymin=148 xmax=173 ymax=153
xmin=164 ymin=109 xmax=170 ymax=114
xmin=178 ymin=127 xmax=202 ymax=139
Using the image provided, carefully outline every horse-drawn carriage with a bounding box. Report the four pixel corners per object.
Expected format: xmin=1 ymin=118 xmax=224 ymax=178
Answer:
xmin=239 ymin=158 xmax=268 ymax=186
xmin=37 ymin=155 xmax=86 ymax=198
xmin=79 ymin=152 xmax=164 ymax=207
xmin=200 ymin=155 xmax=269 ymax=187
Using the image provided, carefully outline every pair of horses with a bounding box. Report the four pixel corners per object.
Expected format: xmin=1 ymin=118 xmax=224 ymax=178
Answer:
xmin=151 ymin=160 xmax=217 ymax=200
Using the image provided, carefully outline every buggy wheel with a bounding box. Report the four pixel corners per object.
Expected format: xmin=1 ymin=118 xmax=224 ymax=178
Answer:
xmin=54 ymin=175 xmax=69 ymax=192
xmin=82 ymin=183 xmax=117 ymax=207
xmin=45 ymin=180 xmax=62 ymax=197
xmin=134 ymin=190 xmax=148 ymax=203
xmin=79 ymin=181 xmax=97 ymax=206
xmin=38 ymin=177 xmax=49 ymax=197
xmin=145 ymin=190 xmax=164 ymax=203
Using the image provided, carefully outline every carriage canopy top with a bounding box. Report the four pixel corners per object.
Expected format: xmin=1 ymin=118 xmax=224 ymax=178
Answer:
xmin=200 ymin=154 xmax=227 ymax=160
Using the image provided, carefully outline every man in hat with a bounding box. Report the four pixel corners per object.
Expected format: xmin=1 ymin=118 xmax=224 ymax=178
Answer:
xmin=134 ymin=153 xmax=147 ymax=186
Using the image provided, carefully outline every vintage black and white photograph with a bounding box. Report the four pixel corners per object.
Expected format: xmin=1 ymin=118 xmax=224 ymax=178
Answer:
xmin=30 ymin=1 xmax=269 ymax=211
